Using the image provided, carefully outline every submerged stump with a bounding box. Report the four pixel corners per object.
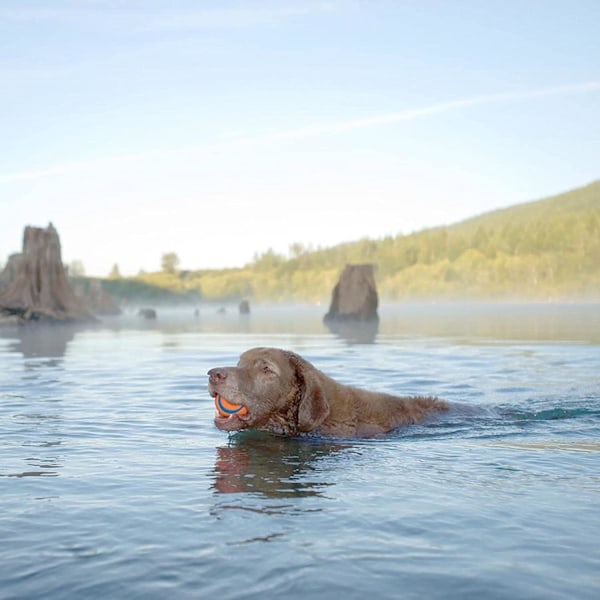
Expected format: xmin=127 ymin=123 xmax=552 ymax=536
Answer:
xmin=324 ymin=264 xmax=379 ymax=343
xmin=0 ymin=223 xmax=95 ymax=324
xmin=239 ymin=299 xmax=250 ymax=315
xmin=138 ymin=308 xmax=157 ymax=320
xmin=324 ymin=264 xmax=379 ymax=322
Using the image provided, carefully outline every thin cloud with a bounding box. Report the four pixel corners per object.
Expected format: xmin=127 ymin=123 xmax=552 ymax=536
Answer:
xmin=1 ymin=80 xmax=599 ymax=183
xmin=265 ymin=81 xmax=600 ymax=141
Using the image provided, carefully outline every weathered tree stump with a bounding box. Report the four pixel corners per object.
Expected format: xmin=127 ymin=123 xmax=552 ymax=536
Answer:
xmin=0 ymin=224 xmax=95 ymax=323
xmin=324 ymin=264 xmax=379 ymax=343
xmin=324 ymin=264 xmax=379 ymax=323
xmin=0 ymin=254 xmax=23 ymax=293
xmin=239 ymin=299 xmax=250 ymax=315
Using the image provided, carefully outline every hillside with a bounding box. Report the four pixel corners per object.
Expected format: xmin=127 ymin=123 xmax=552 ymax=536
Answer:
xmin=96 ymin=180 xmax=600 ymax=303
xmin=456 ymin=180 xmax=599 ymax=231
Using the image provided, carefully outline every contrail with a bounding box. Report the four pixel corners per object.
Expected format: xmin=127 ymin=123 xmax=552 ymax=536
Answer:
xmin=265 ymin=80 xmax=600 ymax=141
xmin=2 ymin=80 xmax=599 ymax=183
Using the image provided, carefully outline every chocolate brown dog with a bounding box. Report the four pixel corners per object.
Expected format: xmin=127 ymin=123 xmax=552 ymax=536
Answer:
xmin=208 ymin=347 xmax=448 ymax=438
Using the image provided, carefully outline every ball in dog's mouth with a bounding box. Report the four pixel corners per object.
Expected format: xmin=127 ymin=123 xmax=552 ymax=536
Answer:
xmin=214 ymin=394 xmax=248 ymax=417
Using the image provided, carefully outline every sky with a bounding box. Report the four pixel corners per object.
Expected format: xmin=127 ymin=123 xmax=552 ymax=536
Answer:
xmin=1 ymin=0 xmax=599 ymax=276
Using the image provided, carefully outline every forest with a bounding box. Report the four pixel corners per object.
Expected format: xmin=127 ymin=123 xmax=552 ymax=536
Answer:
xmin=83 ymin=180 xmax=600 ymax=304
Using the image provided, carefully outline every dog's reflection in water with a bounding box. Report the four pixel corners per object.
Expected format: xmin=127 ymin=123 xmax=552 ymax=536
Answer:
xmin=211 ymin=431 xmax=352 ymax=499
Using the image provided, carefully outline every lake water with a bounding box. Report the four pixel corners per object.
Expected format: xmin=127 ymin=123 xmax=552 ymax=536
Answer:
xmin=1 ymin=303 xmax=599 ymax=599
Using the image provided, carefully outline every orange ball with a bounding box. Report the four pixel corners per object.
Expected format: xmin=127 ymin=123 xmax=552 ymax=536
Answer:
xmin=215 ymin=394 xmax=248 ymax=417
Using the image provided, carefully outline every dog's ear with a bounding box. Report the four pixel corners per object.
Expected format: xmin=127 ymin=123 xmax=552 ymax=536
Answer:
xmin=288 ymin=352 xmax=330 ymax=432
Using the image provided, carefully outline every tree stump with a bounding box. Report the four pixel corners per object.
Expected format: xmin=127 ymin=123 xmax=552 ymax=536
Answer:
xmin=0 ymin=223 xmax=95 ymax=323
xmin=239 ymin=299 xmax=250 ymax=315
xmin=138 ymin=308 xmax=157 ymax=319
xmin=0 ymin=254 xmax=23 ymax=293
xmin=324 ymin=264 xmax=379 ymax=323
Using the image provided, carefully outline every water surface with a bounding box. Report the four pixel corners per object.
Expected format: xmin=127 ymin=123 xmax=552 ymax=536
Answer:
xmin=1 ymin=303 xmax=599 ymax=599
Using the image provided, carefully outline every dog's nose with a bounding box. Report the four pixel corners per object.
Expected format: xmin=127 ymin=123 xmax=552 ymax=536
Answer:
xmin=208 ymin=368 xmax=227 ymax=383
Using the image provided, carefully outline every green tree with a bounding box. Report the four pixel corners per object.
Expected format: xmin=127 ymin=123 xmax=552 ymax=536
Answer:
xmin=289 ymin=242 xmax=306 ymax=259
xmin=253 ymin=248 xmax=283 ymax=271
xmin=161 ymin=252 xmax=180 ymax=274
xmin=69 ymin=260 xmax=86 ymax=277
xmin=109 ymin=264 xmax=122 ymax=279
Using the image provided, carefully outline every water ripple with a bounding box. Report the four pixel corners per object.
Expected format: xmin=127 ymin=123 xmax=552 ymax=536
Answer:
xmin=1 ymin=307 xmax=599 ymax=600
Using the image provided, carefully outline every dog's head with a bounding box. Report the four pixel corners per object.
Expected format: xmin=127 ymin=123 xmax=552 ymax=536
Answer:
xmin=207 ymin=347 xmax=330 ymax=436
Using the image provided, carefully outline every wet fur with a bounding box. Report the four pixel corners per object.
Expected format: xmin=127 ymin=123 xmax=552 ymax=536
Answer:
xmin=208 ymin=347 xmax=448 ymax=438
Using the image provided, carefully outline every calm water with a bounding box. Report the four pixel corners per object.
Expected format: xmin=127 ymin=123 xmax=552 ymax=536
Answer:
xmin=1 ymin=303 xmax=599 ymax=600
